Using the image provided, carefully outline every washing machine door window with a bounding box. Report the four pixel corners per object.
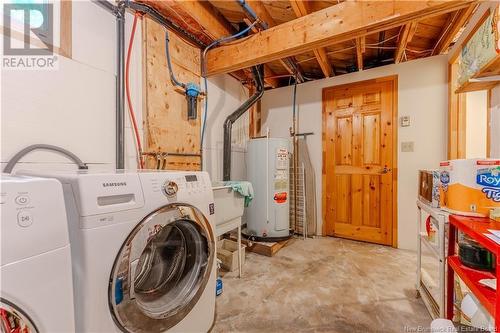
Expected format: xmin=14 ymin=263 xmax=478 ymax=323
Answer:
xmin=0 ymin=298 xmax=39 ymax=333
xmin=108 ymin=204 xmax=214 ymax=333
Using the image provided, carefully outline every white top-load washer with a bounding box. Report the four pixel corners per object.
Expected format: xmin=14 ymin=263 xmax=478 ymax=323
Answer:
xmin=16 ymin=170 xmax=216 ymax=333
xmin=0 ymin=174 xmax=75 ymax=333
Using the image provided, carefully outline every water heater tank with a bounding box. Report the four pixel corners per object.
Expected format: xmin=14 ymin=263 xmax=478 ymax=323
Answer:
xmin=246 ymin=137 xmax=290 ymax=240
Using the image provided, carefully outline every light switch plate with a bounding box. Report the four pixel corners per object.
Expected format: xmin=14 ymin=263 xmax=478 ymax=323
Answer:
xmin=401 ymin=141 xmax=414 ymax=152
xmin=400 ymin=116 xmax=411 ymax=127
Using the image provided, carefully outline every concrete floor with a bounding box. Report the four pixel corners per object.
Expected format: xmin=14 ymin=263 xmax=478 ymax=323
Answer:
xmin=213 ymin=237 xmax=432 ymax=333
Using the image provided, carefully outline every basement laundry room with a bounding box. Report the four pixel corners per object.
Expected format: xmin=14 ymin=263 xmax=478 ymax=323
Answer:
xmin=1 ymin=1 xmax=500 ymax=332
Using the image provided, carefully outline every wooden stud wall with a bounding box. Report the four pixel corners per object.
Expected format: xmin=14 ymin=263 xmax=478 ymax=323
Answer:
xmin=142 ymin=17 xmax=201 ymax=170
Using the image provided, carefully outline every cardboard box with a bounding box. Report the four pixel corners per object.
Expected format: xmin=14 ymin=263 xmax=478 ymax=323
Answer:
xmin=217 ymin=239 xmax=246 ymax=272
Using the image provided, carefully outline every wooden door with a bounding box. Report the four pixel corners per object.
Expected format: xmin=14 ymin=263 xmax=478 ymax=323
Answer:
xmin=323 ymin=77 xmax=397 ymax=246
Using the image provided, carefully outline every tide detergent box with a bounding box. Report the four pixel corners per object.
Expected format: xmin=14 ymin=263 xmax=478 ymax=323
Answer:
xmin=439 ymin=159 xmax=500 ymax=220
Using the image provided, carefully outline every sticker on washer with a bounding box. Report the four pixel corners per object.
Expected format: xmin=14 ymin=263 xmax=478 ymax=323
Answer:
xmin=273 ymin=192 xmax=287 ymax=203
xmin=209 ymin=203 xmax=215 ymax=215
xmin=276 ymin=148 xmax=288 ymax=170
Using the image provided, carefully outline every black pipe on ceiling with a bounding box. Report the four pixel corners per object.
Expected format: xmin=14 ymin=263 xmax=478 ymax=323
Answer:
xmin=223 ymin=65 xmax=264 ymax=181
xmin=125 ymin=1 xmax=206 ymax=48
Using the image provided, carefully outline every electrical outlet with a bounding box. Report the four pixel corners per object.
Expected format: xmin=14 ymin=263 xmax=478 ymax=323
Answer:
xmin=400 ymin=116 xmax=411 ymax=127
xmin=401 ymin=141 xmax=414 ymax=152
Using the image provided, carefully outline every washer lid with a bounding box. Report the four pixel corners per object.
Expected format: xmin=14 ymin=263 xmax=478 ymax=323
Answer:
xmin=1 ymin=176 xmax=69 ymax=265
xmin=108 ymin=203 xmax=214 ymax=333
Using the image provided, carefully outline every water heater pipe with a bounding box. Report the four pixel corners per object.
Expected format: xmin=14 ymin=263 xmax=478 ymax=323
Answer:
xmin=222 ymin=65 xmax=264 ymax=181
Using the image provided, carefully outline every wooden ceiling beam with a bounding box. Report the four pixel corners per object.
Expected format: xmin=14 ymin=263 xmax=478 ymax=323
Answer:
xmin=166 ymin=0 xmax=278 ymax=88
xmin=206 ymin=1 xmax=474 ymax=76
xmin=290 ymin=0 xmax=333 ymax=77
xmin=432 ymin=4 xmax=477 ymax=56
xmin=394 ymin=21 xmax=418 ymax=64
xmin=356 ymin=36 xmax=365 ymax=70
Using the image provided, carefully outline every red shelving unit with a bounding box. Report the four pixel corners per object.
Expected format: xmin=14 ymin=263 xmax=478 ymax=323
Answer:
xmin=446 ymin=215 xmax=500 ymax=329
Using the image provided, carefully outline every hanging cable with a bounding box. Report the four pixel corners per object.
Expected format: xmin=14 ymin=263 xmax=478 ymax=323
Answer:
xmin=126 ymin=12 xmax=144 ymax=169
xmin=164 ymin=31 xmax=186 ymax=89
xmin=200 ymin=19 xmax=260 ymax=162
xmin=165 ymin=30 xmax=200 ymax=120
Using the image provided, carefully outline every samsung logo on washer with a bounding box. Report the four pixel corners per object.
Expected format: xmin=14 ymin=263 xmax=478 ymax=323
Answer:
xmin=102 ymin=182 xmax=127 ymax=188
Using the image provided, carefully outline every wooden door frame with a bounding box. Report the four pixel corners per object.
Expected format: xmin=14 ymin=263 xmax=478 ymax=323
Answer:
xmin=322 ymin=75 xmax=399 ymax=248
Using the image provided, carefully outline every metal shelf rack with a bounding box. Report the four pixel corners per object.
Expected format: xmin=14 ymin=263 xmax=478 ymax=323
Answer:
xmin=416 ymin=199 xmax=449 ymax=318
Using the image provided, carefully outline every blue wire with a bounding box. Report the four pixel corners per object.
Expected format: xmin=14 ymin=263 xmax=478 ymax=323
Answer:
xmin=200 ymin=20 xmax=259 ymax=156
xmin=165 ymin=31 xmax=185 ymax=89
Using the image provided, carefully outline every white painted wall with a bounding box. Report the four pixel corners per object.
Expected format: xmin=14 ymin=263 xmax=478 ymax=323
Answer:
xmin=1 ymin=1 xmax=247 ymax=179
xmin=465 ymin=90 xmax=488 ymax=158
xmin=202 ymin=74 xmax=250 ymax=181
xmin=261 ymin=56 xmax=449 ymax=251
xmin=1 ymin=2 xmax=138 ymax=172
xmin=491 ymin=84 xmax=500 ymax=158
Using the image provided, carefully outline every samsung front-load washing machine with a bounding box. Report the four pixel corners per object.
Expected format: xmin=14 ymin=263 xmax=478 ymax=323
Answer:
xmin=17 ymin=170 xmax=216 ymax=333
xmin=0 ymin=175 xmax=75 ymax=333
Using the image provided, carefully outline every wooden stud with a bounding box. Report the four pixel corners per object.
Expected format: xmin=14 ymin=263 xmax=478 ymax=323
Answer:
xmin=206 ymin=1 xmax=473 ymax=76
xmin=290 ymin=0 xmax=333 ymax=77
xmin=355 ymin=37 xmax=365 ymax=70
xmin=394 ymin=21 xmax=418 ymax=64
xmin=59 ymin=0 xmax=72 ymax=59
xmin=432 ymin=4 xmax=477 ymax=56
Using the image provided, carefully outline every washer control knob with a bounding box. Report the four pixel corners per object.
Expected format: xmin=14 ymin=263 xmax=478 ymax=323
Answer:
xmin=162 ymin=181 xmax=178 ymax=197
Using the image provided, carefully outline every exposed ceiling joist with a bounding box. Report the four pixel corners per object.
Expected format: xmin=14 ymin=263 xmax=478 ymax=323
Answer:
xmin=432 ymin=3 xmax=477 ymax=55
xmin=290 ymin=0 xmax=333 ymax=77
xmin=242 ymin=0 xmax=304 ymax=81
xmin=394 ymin=21 xmax=418 ymax=64
xmin=279 ymin=59 xmax=294 ymax=74
xmin=356 ymin=36 xmax=365 ymax=70
xmin=156 ymin=0 xmax=279 ymax=87
xmin=205 ymin=1 xmax=474 ymax=76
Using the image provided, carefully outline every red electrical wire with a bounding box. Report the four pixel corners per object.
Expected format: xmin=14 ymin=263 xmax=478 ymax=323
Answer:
xmin=126 ymin=13 xmax=144 ymax=169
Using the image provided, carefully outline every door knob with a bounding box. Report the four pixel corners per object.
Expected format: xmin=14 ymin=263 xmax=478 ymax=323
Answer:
xmin=381 ymin=166 xmax=392 ymax=174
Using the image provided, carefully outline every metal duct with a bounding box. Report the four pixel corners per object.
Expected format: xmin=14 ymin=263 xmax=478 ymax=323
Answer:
xmin=222 ymin=65 xmax=264 ymax=181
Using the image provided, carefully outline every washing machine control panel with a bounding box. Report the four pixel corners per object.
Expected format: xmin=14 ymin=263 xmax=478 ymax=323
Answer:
xmin=142 ymin=172 xmax=212 ymax=204
xmin=177 ymin=174 xmax=210 ymax=195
